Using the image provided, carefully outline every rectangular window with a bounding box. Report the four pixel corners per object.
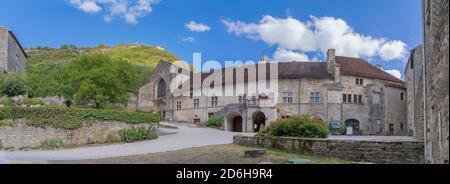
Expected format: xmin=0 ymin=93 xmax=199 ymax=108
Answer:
xmin=356 ymin=78 xmax=364 ymax=86
xmin=208 ymin=112 xmax=215 ymax=118
xmin=354 ymin=95 xmax=358 ymax=104
xmin=193 ymin=99 xmax=200 ymax=109
xmin=401 ymin=92 xmax=404 ymax=101
xmin=283 ymin=92 xmax=293 ymax=104
xmin=211 ymin=96 xmax=218 ymax=107
xmin=348 ymin=94 xmax=352 ymax=103
xmin=176 ymin=101 xmax=181 ymax=110
xmin=358 ymin=95 xmax=363 ymax=104
xmin=343 ymin=94 xmax=347 ymax=103
xmin=310 ymin=92 xmax=321 ymax=104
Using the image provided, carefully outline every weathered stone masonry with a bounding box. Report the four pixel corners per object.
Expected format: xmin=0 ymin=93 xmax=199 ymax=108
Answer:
xmin=0 ymin=26 xmax=27 ymax=73
xmin=0 ymin=120 xmax=155 ymax=149
xmin=422 ymin=0 xmax=449 ymax=164
xmin=234 ymin=135 xmax=424 ymax=164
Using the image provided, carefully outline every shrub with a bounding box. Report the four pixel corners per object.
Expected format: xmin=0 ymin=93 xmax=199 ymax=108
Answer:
xmin=120 ymin=127 xmax=157 ymax=143
xmin=206 ymin=116 xmax=223 ymax=128
xmin=105 ymin=134 xmax=122 ymax=143
xmin=257 ymin=115 xmax=329 ymax=139
xmin=0 ymin=99 xmax=13 ymax=120
xmin=12 ymin=107 xmax=160 ymax=130
xmin=339 ymin=125 xmax=348 ymax=135
xmin=22 ymin=98 xmax=45 ymax=107
xmin=40 ymin=138 xmax=64 ymax=149
xmin=0 ymin=73 xmax=28 ymax=97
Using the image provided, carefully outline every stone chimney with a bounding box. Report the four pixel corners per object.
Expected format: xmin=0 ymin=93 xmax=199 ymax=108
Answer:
xmin=327 ymin=49 xmax=341 ymax=83
xmin=260 ymin=53 xmax=269 ymax=63
xmin=375 ymin=64 xmax=382 ymax=70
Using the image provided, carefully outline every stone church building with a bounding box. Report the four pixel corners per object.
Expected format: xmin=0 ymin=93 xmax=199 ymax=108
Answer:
xmin=138 ymin=49 xmax=407 ymax=136
xmin=0 ymin=26 xmax=27 ymax=73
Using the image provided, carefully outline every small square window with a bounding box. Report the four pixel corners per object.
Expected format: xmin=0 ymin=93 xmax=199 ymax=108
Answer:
xmin=283 ymin=92 xmax=293 ymax=104
xmin=310 ymin=92 xmax=320 ymax=104
xmin=176 ymin=101 xmax=182 ymax=110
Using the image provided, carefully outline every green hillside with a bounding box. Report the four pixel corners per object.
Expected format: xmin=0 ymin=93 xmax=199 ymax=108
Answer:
xmin=25 ymin=44 xmax=180 ymax=98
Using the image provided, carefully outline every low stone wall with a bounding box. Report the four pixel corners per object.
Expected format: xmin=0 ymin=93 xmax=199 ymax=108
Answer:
xmin=234 ymin=135 xmax=424 ymax=164
xmin=0 ymin=119 xmax=155 ymax=149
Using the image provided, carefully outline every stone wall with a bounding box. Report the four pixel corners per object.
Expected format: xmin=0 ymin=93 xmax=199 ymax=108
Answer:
xmin=423 ymin=0 xmax=449 ymax=164
xmin=0 ymin=28 xmax=8 ymax=73
xmin=0 ymin=120 xmax=155 ymax=149
xmin=234 ymin=135 xmax=424 ymax=164
xmin=0 ymin=27 xmax=27 ymax=73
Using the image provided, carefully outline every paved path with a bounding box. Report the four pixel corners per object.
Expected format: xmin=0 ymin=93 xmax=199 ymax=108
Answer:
xmin=0 ymin=123 xmax=251 ymax=163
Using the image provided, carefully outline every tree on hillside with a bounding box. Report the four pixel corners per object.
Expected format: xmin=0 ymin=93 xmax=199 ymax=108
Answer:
xmin=65 ymin=54 xmax=139 ymax=108
xmin=0 ymin=73 xmax=28 ymax=97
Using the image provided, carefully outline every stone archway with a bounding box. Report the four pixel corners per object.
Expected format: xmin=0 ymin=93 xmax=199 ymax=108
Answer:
xmin=345 ymin=119 xmax=361 ymax=135
xmin=226 ymin=113 xmax=243 ymax=132
xmin=252 ymin=111 xmax=266 ymax=132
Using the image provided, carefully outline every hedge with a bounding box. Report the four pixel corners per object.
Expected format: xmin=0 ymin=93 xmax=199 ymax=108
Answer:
xmin=11 ymin=107 xmax=160 ymax=130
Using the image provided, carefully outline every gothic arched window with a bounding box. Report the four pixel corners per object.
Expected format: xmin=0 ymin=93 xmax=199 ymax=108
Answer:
xmin=157 ymin=79 xmax=167 ymax=99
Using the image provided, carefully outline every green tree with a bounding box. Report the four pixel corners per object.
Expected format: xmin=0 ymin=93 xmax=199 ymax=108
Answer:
xmin=0 ymin=73 xmax=28 ymax=97
xmin=65 ymin=54 xmax=139 ymax=108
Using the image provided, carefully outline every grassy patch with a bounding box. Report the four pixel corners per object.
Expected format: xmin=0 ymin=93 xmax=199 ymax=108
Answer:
xmin=49 ymin=144 xmax=351 ymax=164
xmin=11 ymin=106 xmax=160 ymax=130
xmin=40 ymin=138 xmax=64 ymax=150
xmin=0 ymin=120 xmax=13 ymax=127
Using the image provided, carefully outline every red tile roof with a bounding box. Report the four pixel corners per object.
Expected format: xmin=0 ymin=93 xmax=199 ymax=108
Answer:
xmin=336 ymin=56 xmax=404 ymax=83
xmin=162 ymin=55 xmax=405 ymax=88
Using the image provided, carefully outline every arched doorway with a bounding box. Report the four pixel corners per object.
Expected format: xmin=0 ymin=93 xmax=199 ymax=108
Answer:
xmin=345 ymin=119 xmax=361 ymax=135
xmin=252 ymin=111 xmax=266 ymax=132
xmin=232 ymin=116 xmax=243 ymax=132
xmin=226 ymin=113 xmax=243 ymax=132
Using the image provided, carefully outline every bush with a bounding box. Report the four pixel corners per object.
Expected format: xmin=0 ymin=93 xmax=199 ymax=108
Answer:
xmin=0 ymin=73 xmax=27 ymax=97
xmin=339 ymin=125 xmax=348 ymax=135
xmin=40 ymin=138 xmax=64 ymax=149
xmin=0 ymin=99 xmax=13 ymax=120
xmin=257 ymin=116 xmax=329 ymax=139
xmin=120 ymin=127 xmax=157 ymax=143
xmin=12 ymin=107 xmax=160 ymax=130
xmin=206 ymin=116 xmax=223 ymax=128
xmin=22 ymin=98 xmax=45 ymax=106
xmin=105 ymin=134 xmax=122 ymax=143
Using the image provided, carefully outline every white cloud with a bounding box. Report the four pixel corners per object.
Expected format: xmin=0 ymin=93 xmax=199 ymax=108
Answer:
xmin=273 ymin=49 xmax=310 ymax=62
xmin=222 ymin=15 xmax=408 ymax=61
xmin=182 ymin=36 xmax=195 ymax=43
xmin=71 ymin=0 xmax=102 ymax=13
xmin=382 ymin=68 xmax=402 ymax=79
xmin=69 ymin=0 xmax=160 ymax=24
xmin=185 ymin=21 xmax=211 ymax=32
xmin=379 ymin=40 xmax=407 ymax=61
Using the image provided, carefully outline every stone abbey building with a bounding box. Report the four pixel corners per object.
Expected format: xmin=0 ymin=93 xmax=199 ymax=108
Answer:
xmin=139 ymin=49 xmax=407 ymax=136
xmin=0 ymin=26 xmax=27 ymax=73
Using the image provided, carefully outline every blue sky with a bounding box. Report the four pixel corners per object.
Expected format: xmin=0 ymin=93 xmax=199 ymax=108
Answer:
xmin=0 ymin=0 xmax=422 ymax=79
